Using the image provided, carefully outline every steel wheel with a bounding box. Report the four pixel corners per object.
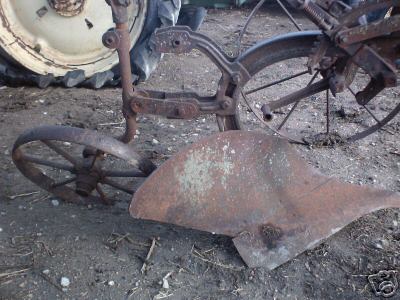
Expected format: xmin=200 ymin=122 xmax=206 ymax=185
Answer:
xmin=238 ymin=34 xmax=399 ymax=144
xmin=12 ymin=126 xmax=156 ymax=205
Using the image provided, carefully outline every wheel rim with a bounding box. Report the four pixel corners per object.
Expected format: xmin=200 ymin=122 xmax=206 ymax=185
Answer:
xmin=0 ymin=0 xmax=148 ymax=77
xmin=12 ymin=126 xmax=155 ymax=204
xmin=241 ymin=47 xmax=399 ymax=144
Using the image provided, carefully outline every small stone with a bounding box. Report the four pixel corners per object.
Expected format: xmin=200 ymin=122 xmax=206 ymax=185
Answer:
xmin=0 ymin=228 xmax=3 ymax=232
xmin=373 ymin=239 xmax=389 ymax=250
xmin=42 ymin=269 xmax=50 ymax=275
xmin=162 ymin=278 xmax=169 ymax=289
xmin=381 ymin=239 xmax=389 ymax=248
xmin=108 ymin=280 xmax=115 ymax=286
xmin=169 ymin=125 xmax=175 ymax=129
xmin=152 ymin=139 xmax=159 ymax=145
xmin=60 ymin=277 xmax=70 ymax=287
xmin=394 ymin=220 xmax=398 ymax=227
xmin=51 ymin=199 xmax=60 ymax=207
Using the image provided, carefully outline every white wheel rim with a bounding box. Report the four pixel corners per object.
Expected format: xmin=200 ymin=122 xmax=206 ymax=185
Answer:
xmin=0 ymin=0 xmax=148 ymax=77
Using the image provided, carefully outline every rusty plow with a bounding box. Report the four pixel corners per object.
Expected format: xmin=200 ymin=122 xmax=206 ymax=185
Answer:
xmin=11 ymin=0 xmax=400 ymax=271
xmin=131 ymin=131 xmax=400 ymax=270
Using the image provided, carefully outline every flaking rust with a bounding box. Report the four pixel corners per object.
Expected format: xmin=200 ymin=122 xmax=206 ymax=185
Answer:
xmin=131 ymin=131 xmax=400 ymax=269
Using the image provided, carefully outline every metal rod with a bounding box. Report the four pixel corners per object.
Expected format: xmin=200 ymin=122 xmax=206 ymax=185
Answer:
xmin=236 ymin=0 xmax=267 ymax=55
xmin=276 ymin=0 xmax=302 ymax=31
xmin=363 ymin=105 xmax=382 ymax=124
xmin=103 ymin=170 xmax=146 ymax=178
xmin=268 ymin=78 xmax=329 ymax=111
xmin=241 ymin=90 xmax=306 ymax=144
xmin=277 ymin=71 xmax=320 ymax=130
xmin=51 ymin=177 xmax=77 ymax=188
xmin=102 ymin=178 xmax=135 ymax=194
xmin=22 ymin=154 xmax=75 ymax=172
xmin=245 ymin=70 xmax=309 ymax=95
xmin=326 ymin=89 xmax=330 ymax=134
xmin=41 ymin=140 xmax=79 ymax=166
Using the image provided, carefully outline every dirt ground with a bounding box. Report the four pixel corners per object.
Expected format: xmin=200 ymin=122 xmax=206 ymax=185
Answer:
xmin=0 ymin=6 xmax=399 ymax=300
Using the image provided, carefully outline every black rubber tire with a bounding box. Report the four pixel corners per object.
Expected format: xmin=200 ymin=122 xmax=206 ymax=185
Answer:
xmin=0 ymin=0 xmax=182 ymax=89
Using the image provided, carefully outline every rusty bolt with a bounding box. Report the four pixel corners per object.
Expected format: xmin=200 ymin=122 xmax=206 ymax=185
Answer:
xmin=232 ymin=74 xmax=241 ymax=84
xmin=102 ymin=30 xmax=120 ymax=49
xmin=177 ymin=107 xmax=187 ymax=117
xmin=131 ymin=102 xmax=142 ymax=112
xmin=220 ymin=99 xmax=232 ymax=110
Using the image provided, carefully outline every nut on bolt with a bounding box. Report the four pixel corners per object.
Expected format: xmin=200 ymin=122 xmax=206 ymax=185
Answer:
xmin=102 ymin=30 xmax=120 ymax=49
xmin=177 ymin=106 xmax=187 ymax=117
xmin=220 ymin=99 xmax=232 ymax=110
xmin=232 ymin=74 xmax=241 ymax=84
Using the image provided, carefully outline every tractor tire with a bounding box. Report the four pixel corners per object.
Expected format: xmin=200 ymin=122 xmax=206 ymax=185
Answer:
xmin=0 ymin=0 xmax=181 ymax=89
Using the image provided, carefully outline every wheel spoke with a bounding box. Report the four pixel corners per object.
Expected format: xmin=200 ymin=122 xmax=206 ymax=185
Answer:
xmin=103 ymin=170 xmax=146 ymax=178
xmin=275 ymin=0 xmax=302 ymax=31
xmin=348 ymin=86 xmax=356 ymax=96
xmin=326 ymin=90 xmax=331 ymax=134
xmin=96 ymin=185 xmax=113 ymax=205
xmin=277 ymin=71 xmax=321 ymax=130
xmin=363 ymin=105 xmax=382 ymax=124
xmin=102 ymin=178 xmax=135 ymax=194
xmin=245 ymin=70 xmax=310 ymax=95
xmin=21 ymin=154 xmax=75 ymax=172
xmin=41 ymin=140 xmax=79 ymax=166
xmin=51 ymin=177 xmax=77 ymax=188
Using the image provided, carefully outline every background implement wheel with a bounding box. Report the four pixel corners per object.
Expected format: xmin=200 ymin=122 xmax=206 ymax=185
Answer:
xmin=238 ymin=33 xmax=399 ymax=144
xmin=12 ymin=126 xmax=156 ymax=205
xmin=0 ymin=0 xmax=181 ymax=88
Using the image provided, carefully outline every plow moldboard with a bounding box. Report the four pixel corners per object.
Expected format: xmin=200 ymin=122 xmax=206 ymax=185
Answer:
xmin=130 ymin=131 xmax=400 ymax=269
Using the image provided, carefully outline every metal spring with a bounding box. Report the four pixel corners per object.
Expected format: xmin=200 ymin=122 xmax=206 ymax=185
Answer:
xmin=302 ymin=1 xmax=333 ymax=30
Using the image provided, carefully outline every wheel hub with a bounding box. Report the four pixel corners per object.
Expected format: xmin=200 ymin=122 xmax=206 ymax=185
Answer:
xmin=48 ymin=0 xmax=86 ymax=17
xmin=0 ymin=0 xmax=148 ymax=77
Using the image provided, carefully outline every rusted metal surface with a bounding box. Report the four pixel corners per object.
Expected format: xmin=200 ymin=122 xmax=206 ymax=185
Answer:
xmin=48 ymin=0 xmax=86 ymax=17
xmin=130 ymin=131 xmax=400 ymax=269
xmin=12 ymin=126 xmax=155 ymax=204
xmin=10 ymin=0 xmax=400 ymax=270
